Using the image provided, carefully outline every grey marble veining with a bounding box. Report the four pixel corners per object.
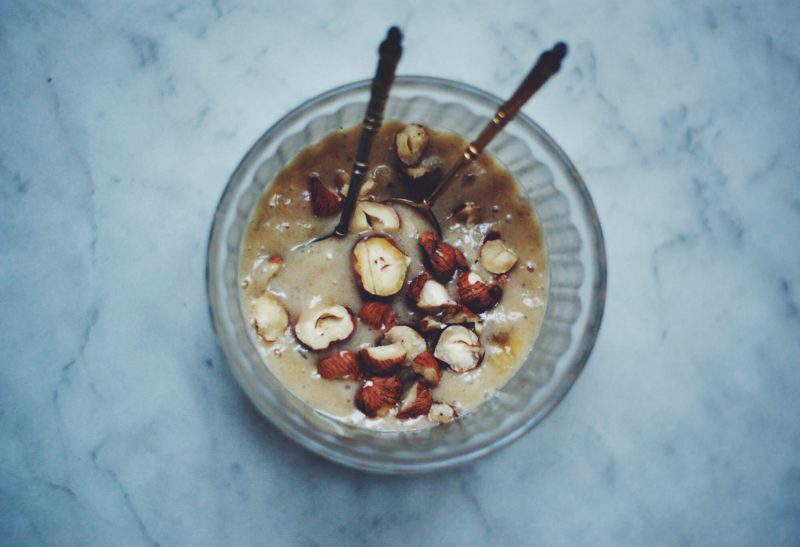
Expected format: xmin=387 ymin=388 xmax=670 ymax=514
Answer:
xmin=1 ymin=0 xmax=799 ymax=545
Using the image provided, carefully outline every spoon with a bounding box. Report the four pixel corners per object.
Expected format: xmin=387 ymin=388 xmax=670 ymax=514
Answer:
xmin=390 ymin=42 xmax=568 ymax=237
xmin=298 ymin=27 xmax=403 ymax=249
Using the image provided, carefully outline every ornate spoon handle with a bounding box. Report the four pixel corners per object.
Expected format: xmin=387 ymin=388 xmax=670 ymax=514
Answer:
xmin=426 ymin=42 xmax=567 ymax=205
xmin=334 ymin=27 xmax=403 ymax=237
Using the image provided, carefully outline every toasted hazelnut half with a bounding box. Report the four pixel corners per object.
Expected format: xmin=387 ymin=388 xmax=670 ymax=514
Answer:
xmin=356 ymin=376 xmax=402 ymax=418
xmin=407 ymin=271 xmax=428 ymax=301
xmin=395 ymin=124 xmax=429 ymax=166
xmin=418 ymin=315 xmax=445 ymax=333
xmin=433 ymin=325 xmax=483 ymax=373
xmin=451 ymin=202 xmax=481 ymax=226
xmin=480 ymin=238 xmax=518 ymax=274
xmin=359 ymin=343 xmax=407 ymax=375
xmin=456 ymin=271 xmax=502 ymax=312
xmin=418 ymin=231 xmax=467 ymax=281
xmin=349 ymin=201 xmax=401 ymax=233
xmin=308 ymin=175 xmax=342 ymax=217
xmin=294 ymin=304 xmax=355 ymax=351
xmin=359 ymin=301 xmax=395 ymax=330
xmin=248 ymin=255 xmax=283 ymax=291
xmin=397 ymin=381 xmax=433 ymax=419
xmin=442 ymin=305 xmax=482 ymax=334
xmin=418 ymin=279 xmax=455 ymax=311
xmin=411 ymin=351 xmax=443 ymax=387
xmin=408 ymin=272 xmax=456 ymax=312
xmin=442 ymin=304 xmax=479 ymax=323
xmin=352 ymin=235 xmax=410 ymax=297
xmin=383 ymin=325 xmax=427 ymax=361
xmin=317 ymin=351 xmax=362 ymax=380
xmin=428 ymin=402 xmax=458 ymax=424
xmin=334 ymin=171 xmax=376 ymax=199
xmin=250 ymin=293 xmax=289 ymax=343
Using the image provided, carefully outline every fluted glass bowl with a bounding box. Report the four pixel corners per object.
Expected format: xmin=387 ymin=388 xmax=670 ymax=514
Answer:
xmin=207 ymin=76 xmax=606 ymax=473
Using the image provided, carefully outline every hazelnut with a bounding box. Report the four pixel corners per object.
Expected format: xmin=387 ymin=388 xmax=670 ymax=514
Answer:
xmin=308 ymin=174 xmax=342 ymax=217
xmin=433 ymin=325 xmax=483 ymax=373
xmin=352 ymin=235 xmax=410 ymax=297
xmin=480 ymin=238 xmax=518 ymax=274
xmin=395 ymin=124 xmax=429 ymax=166
xmin=428 ymin=402 xmax=457 ymax=424
xmin=294 ymin=304 xmax=355 ymax=351
xmin=408 ymin=272 xmax=456 ymax=312
xmin=358 ymin=343 xmax=407 ymax=375
xmin=317 ymin=351 xmax=362 ymax=380
xmin=355 ymin=376 xmax=402 ymax=418
xmin=456 ymin=271 xmax=502 ymax=313
xmin=397 ymin=381 xmax=433 ymax=420
xmin=411 ymin=351 xmax=442 ymax=387
xmin=349 ymin=201 xmax=401 ymax=233
xmin=382 ymin=325 xmax=427 ymax=361
xmin=250 ymin=293 xmax=289 ymax=343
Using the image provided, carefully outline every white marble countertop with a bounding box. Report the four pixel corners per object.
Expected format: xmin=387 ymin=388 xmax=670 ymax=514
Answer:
xmin=2 ymin=1 xmax=799 ymax=545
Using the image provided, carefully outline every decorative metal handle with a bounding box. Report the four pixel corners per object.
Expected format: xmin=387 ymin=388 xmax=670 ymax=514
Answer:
xmin=334 ymin=27 xmax=403 ymax=236
xmin=426 ymin=42 xmax=568 ymax=206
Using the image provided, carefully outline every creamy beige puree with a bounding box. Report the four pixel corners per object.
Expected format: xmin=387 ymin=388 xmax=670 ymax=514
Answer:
xmin=240 ymin=121 xmax=547 ymax=430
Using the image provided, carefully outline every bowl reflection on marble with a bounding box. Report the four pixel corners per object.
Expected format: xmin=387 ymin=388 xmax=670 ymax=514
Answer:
xmin=207 ymin=76 xmax=606 ymax=473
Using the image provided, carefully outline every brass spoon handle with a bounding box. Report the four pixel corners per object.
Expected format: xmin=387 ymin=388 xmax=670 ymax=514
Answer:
xmin=426 ymin=42 xmax=568 ymax=206
xmin=334 ymin=27 xmax=403 ymax=237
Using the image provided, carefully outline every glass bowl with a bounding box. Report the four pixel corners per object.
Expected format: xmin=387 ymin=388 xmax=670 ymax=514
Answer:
xmin=207 ymin=76 xmax=606 ymax=473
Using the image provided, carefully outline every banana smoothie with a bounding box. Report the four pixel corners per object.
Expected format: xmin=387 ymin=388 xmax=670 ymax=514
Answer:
xmin=240 ymin=121 xmax=547 ymax=430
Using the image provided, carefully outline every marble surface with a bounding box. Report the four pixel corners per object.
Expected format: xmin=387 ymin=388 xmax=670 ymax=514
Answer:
xmin=2 ymin=0 xmax=799 ymax=545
